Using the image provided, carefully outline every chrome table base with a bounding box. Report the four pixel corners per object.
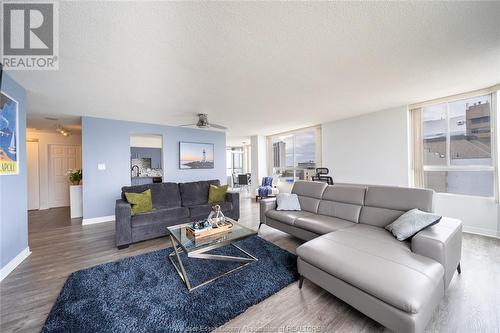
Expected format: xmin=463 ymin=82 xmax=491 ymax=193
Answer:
xmin=168 ymin=234 xmax=258 ymax=292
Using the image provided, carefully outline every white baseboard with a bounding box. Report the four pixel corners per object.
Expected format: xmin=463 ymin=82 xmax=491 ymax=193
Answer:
xmin=82 ymin=215 xmax=115 ymax=225
xmin=463 ymin=226 xmax=500 ymax=239
xmin=0 ymin=247 xmax=31 ymax=282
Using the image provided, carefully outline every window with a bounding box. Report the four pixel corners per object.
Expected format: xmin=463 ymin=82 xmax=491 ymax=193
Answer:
xmin=422 ymin=94 xmax=495 ymax=197
xmin=226 ymin=147 xmax=244 ymax=176
xmin=269 ymin=127 xmax=321 ymax=182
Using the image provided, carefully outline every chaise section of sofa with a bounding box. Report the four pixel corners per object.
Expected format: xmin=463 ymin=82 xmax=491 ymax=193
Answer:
xmin=259 ymin=181 xmax=462 ymax=333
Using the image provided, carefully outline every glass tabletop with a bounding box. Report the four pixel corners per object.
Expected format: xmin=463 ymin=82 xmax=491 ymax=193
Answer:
xmin=167 ymin=218 xmax=257 ymax=253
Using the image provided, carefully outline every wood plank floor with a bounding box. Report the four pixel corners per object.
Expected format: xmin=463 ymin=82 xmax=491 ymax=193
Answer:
xmin=1 ymin=197 xmax=499 ymax=332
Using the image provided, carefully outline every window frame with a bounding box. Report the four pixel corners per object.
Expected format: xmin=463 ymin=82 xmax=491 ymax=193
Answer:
xmin=420 ymin=92 xmax=498 ymax=199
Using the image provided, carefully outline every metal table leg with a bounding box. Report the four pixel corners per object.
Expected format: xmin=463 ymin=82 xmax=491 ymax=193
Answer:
xmin=168 ymin=234 xmax=192 ymax=290
xmin=168 ymin=240 xmax=257 ymax=292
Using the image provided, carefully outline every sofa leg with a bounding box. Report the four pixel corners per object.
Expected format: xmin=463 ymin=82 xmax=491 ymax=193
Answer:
xmin=258 ymin=222 xmax=263 ymax=231
xmin=117 ymin=244 xmax=129 ymax=250
xmin=299 ymin=275 xmax=304 ymax=289
xmin=457 ymin=262 xmax=461 ymax=274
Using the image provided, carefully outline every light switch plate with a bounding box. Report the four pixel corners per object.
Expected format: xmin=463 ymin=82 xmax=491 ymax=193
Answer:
xmin=98 ymin=163 xmax=106 ymax=170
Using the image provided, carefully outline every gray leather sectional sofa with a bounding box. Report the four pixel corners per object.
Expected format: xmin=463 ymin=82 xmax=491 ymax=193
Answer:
xmin=116 ymin=180 xmax=239 ymax=248
xmin=260 ymin=181 xmax=462 ymax=333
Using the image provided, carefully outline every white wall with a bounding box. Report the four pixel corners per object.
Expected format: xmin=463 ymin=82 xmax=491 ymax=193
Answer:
xmin=434 ymin=194 xmax=499 ymax=238
xmin=321 ymin=106 xmax=500 ymax=238
xmin=130 ymin=134 xmax=162 ymax=148
xmin=26 ymin=130 xmax=82 ymax=210
xmin=322 ymin=106 xmax=410 ymax=186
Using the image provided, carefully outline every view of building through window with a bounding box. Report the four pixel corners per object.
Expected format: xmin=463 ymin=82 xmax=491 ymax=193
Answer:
xmin=271 ymin=128 xmax=319 ymax=181
xmin=423 ymin=95 xmax=494 ymax=197
xmin=226 ymin=147 xmax=244 ymax=176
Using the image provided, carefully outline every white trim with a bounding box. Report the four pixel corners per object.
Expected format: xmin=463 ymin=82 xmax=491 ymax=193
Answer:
xmin=410 ymin=84 xmax=500 ymax=109
xmin=493 ymin=90 xmax=499 ymax=203
xmin=267 ymin=125 xmax=321 ymax=139
xmin=435 ymin=191 xmax=497 ymax=201
xmin=424 ymin=165 xmax=495 ymax=172
xmin=82 ymin=215 xmax=115 ymax=225
xmin=463 ymin=226 xmax=500 ymax=239
xmin=0 ymin=247 xmax=31 ymax=282
xmin=446 ymin=101 xmax=451 ymax=166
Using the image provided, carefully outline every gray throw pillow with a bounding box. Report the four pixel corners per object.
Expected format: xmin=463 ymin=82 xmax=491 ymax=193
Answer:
xmin=276 ymin=193 xmax=301 ymax=211
xmin=385 ymin=208 xmax=441 ymax=241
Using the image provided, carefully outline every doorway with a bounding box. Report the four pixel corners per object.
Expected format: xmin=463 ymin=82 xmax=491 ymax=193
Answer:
xmin=130 ymin=134 xmax=163 ymax=186
xmin=48 ymin=144 xmax=82 ymax=207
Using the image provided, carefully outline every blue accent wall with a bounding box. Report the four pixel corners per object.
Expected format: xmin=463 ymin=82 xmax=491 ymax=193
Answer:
xmin=0 ymin=73 xmax=28 ymax=269
xmin=82 ymin=117 xmax=226 ymax=219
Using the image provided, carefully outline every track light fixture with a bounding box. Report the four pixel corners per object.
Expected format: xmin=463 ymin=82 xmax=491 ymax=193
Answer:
xmin=56 ymin=124 xmax=70 ymax=137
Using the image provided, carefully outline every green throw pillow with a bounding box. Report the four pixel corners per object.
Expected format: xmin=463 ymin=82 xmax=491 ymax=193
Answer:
xmin=125 ymin=189 xmax=153 ymax=215
xmin=208 ymin=184 xmax=228 ymax=204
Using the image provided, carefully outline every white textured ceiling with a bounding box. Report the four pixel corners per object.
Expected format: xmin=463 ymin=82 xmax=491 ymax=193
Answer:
xmin=9 ymin=1 xmax=500 ymax=144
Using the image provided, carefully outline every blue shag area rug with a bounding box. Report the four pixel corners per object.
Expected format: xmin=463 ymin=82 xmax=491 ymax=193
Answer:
xmin=41 ymin=236 xmax=298 ymax=333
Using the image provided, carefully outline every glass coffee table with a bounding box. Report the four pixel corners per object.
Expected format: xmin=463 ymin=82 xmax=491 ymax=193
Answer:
xmin=167 ymin=218 xmax=258 ymax=291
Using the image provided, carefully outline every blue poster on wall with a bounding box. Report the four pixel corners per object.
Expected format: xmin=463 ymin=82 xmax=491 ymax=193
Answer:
xmin=0 ymin=91 xmax=19 ymax=175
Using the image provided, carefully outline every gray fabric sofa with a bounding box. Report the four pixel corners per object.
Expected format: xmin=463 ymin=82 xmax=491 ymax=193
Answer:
xmin=260 ymin=181 xmax=462 ymax=333
xmin=116 ymin=180 xmax=239 ymax=248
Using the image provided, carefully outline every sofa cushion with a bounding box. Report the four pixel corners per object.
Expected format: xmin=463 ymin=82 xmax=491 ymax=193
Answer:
xmin=359 ymin=206 xmax=406 ymax=228
xmin=359 ymin=186 xmax=434 ymax=228
xmin=296 ymin=224 xmax=444 ymax=314
xmin=131 ymin=207 xmax=189 ymax=227
xmin=124 ymin=189 xmax=153 ymax=215
xmin=188 ymin=202 xmax=233 ymax=219
xmin=295 ymin=214 xmax=355 ymax=235
xmin=179 ymin=180 xmax=220 ymax=206
xmin=208 ymin=184 xmax=228 ymax=204
xmin=292 ymin=181 xmax=328 ymax=199
xmin=265 ymin=209 xmax=314 ymax=226
xmin=317 ymin=201 xmax=362 ymax=223
xmin=276 ymin=193 xmax=301 ymax=211
xmin=296 ymin=196 xmax=321 ymax=214
xmin=122 ymin=182 xmax=182 ymax=209
xmin=321 ymin=185 xmax=366 ymax=205
xmin=364 ymin=186 xmax=433 ymax=213
xmin=336 ymin=223 xmax=412 ymax=250
xmin=292 ymin=181 xmax=328 ymax=213
xmin=386 ymin=208 xmax=442 ymax=241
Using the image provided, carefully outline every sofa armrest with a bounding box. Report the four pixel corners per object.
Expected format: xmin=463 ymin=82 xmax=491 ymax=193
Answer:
xmin=411 ymin=217 xmax=462 ymax=289
xmin=225 ymin=191 xmax=240 ymax=220
xmin=260 ymin=198 xmax=277 ymax=225
xmin=115 ymin=199 xmax=132 ymax=248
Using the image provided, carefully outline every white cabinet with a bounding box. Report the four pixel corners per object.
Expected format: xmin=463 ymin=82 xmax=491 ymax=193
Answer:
xmin=70 ymin=185 xmax=83 ymax=219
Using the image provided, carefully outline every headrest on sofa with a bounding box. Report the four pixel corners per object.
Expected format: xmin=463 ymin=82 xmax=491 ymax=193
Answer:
xmin=292 ymin=181 xmax=327 ymax=199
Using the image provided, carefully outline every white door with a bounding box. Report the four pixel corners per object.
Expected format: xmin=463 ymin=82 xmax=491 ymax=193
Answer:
xmin=48 ymin=145 xmax=82 ymax=208
xmin=27 ymin=141 xmax=40 ymax=210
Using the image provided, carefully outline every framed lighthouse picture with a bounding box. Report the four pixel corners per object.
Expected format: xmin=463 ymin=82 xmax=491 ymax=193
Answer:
xmin=0 ymin=91 xmax=19 ymax=176
xmin=179 ymin=142 xmax=214 ymax=169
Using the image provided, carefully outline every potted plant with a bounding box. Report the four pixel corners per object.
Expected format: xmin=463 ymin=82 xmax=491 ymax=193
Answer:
xmin=66 ymin=169 xmax=82 ymax=185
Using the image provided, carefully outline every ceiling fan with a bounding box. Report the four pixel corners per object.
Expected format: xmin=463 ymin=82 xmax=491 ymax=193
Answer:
xmin=180 ymin=113 xmax=227 ymax=130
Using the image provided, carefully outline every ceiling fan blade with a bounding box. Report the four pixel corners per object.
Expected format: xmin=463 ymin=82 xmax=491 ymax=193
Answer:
xmin=179 ymin=123 xmax=197 ymax=127
xmin=210 ymin=123 xmax=227 ymax=130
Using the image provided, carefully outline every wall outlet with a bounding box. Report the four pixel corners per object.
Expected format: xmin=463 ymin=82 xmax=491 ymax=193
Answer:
xmin=98 ymin=163 xmax=106 ymax=170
